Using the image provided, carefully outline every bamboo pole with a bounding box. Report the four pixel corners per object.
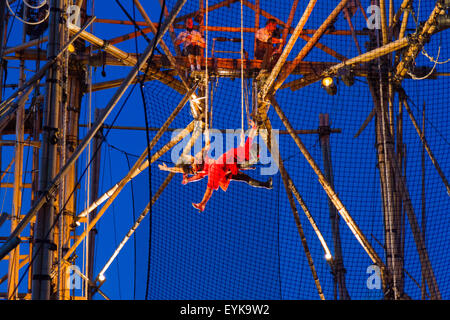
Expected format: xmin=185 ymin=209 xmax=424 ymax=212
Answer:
xmin=258 ymin=0 xmax=317 ymax=100
xmin=390 ymin=0 xmax=413 ymax=34
xmin=370 ymin=90 xmax=441 ymax=299
xmin=402 ymin=98 xmax=450 ymax=196
xmin=343 ymin=6 xmax=362 ymax=55
xmin=319 ymin=113 xmax=349 ymax=300
xmin=269 ymin=97 xmax=386 ymax=281
xmin=242 ymin=0 xmax=349 ymax=63
xmin=32 ymin=0 xmax=65 ymax=299
xmin=132 ymin=0 xmax=201 ymax=116
xmin=282 ymin=0 xmax=300 ymax=45
xmin=421 ymin=103 xmax=426 ymax=300
xmin=3 ymin=36 xmax=49 ymax=56
xmin=393 ymin=3 xmax=444 ymax=84
xmin=379 ymin=0 xmax=388 ymax=45
xmin=254 ymin=0 xmax=260 ymax=52
xmin=73 ymin=121 xmax=203 ymax=280
xmin=93 ymin=125 xmax=203 ymax=286
xmin=6 ymin=80 xmax=28 ymax=300
xmin=0 ymin=17 xmax=96 ymax=120
xmin=273 ymin=0 xmax=350 ymax=92
xmin=78 ymin=86 xmax=198 ymax=219
xmin=0 ymin=157 xmax=15 ymax=182
xmin=259 ymin=119 xmax=326 ymax=300
xmin=285 ymin=37 xmax=409 ymax=91
xmin=0 ymin=0 xmax=187 ymax=263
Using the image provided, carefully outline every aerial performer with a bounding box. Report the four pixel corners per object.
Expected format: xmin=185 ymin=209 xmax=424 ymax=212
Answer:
xmin=158 ymin=121 xmax=273 ymax=212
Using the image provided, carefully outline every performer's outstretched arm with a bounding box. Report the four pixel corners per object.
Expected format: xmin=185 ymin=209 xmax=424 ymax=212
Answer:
xmin=182 ymin=173 xmax=206 ymax=184
xmin=158 ymin=162 xmax=184 ymax=173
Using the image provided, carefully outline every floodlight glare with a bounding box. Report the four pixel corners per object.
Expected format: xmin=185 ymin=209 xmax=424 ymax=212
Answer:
xmin=322 ymin=77 xmax=337 ymax=96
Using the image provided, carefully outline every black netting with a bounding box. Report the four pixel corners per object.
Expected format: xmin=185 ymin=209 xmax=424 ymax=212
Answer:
xmin=140 ymin=0 xmax=450 ymax=300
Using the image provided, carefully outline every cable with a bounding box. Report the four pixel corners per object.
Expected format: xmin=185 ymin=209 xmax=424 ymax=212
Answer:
xmin=107 ymin=144 xmax=122 ymax=299
xmin=23 ymin=0 xmax=48 ymax=10
xmin=125 ymin=152 xmax=137 ymax=300
xmin=134 ymin=0 xmax=167 ymax=301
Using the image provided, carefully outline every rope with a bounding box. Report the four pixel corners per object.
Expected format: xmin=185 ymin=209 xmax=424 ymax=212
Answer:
xmin=23 ymin=0 xmax=48 ymax=10
xmin=408 ymin=45 xmax=440 ymax=80
xmin=6 ymin=0 xmax=50 ymax=25
xmin=240 ymin=0 xmax=245 ymax=143
xmin=204 ymin=0 xmax=210 ymax=144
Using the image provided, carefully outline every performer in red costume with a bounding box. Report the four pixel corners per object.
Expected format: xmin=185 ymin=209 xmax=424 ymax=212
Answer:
xmin=158 ymin=121 xmax=272 ymax=212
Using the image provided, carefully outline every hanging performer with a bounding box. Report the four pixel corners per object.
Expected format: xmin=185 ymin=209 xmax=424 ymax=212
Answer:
xmin=158 ymin=121 xmax=273 ymax=212
xmin=175 ymin=17 xmax=206 ymax=72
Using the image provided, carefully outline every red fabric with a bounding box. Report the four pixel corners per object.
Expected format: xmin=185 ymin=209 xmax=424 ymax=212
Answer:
xmin=205 ymin=137 xmax=253 ymax=191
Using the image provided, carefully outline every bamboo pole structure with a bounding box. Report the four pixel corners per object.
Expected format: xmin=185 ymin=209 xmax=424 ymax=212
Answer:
xmin=258 ymin=0 xmax=317 ymax=100
xmin=421 ymin=103 xmax=427 ymax=300
xmin=343 ymin=4 xmax=362 ymax=55
xmin=3 ymin=36 xmax=49 ymax=56
xmin=77 ymin=86 xmax=198 ymax=219
xmin=373 ymin=94 xmax=441 ymax=300
xmin=0 ymin=17 xmax=96 ymax=120
xmin=132 ymin=0 xmax=201 ymax=116
xmin=273 ymin=0 xmax=350 ymax=92
xmin=0 ymin=158 xmax=15 ymax=182
xmin=258 ymin=118 xmax=326 ymax=300
xmin=402 ymin=97 xmax=450 ymax=196
xmin=0 ymin=0 xmax=187 ymax=263
xmin=64 ymin=102 xmax=199 ymax=262
xmin=393 ymin=3 xmax=445 ymax=84
xmin=6 ymin=80 xmax=28 ymax=300
xmin=269 ymin=97 xmax=387 ymax=284
xmin=379 ymin=0 xmax=388 ymax=45
xmin=282 ymin=0 xmax=300 ymax=45
xmin=285 ymin=36 xmax=409 ymax=91
xmin=87 ymin=108 xmax=104 ymax=300
xmin=32 ymin=0 xmax=65 ymax=300
xmin=390 ymin=0 xmax=413 ymax=35
xmin=254 ymin=0 xmax=260 ymax=52
xmin=319 ymin=113 xmax=349 ymax=300
xmin=93 ymin=126 xmax=203 ymax=288
xmin=66 ymin=24 xmax=185 ymax=95
xmin=0 ymin=0 xmax=6 ymax=103
xmin=242 ymin=0 xmax=349 ymax=63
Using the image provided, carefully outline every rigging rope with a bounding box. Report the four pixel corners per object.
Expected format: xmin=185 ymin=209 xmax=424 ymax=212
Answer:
xmin=23 ymin=0 xmax=48 ymax=10
xmin=204 ymin=0 xmax=210 ymax=144
xmin=240 ymin=0 xmax=245 ymax=143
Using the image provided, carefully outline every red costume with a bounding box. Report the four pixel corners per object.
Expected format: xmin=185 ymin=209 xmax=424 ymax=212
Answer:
xmin=196 ymin=137 xmax=254 ymax=191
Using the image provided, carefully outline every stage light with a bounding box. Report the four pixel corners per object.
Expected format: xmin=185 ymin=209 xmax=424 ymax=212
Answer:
xmin=98 ymin=273 xmax=106 ymax=282
xmin=325 ymin=253 xmax=333 ymax=261
xmin=68 ymin=43 xmax=75 ymax=53
xmin=322 ymin=77 xmax=337 ymax=96
xmin=437 ymin=14 xmax=450 ymax=30
xmin=339 ymin=68 xmax=355 ymax=87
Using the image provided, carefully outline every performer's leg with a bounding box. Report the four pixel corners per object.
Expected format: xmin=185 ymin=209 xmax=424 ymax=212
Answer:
xmin=193 ymin=187 xmax=213 ymax=212
xmin=231 ymin=172 xmax=272 ymax=189
xmin=261 ymin=44 xmax=274 ymax=70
